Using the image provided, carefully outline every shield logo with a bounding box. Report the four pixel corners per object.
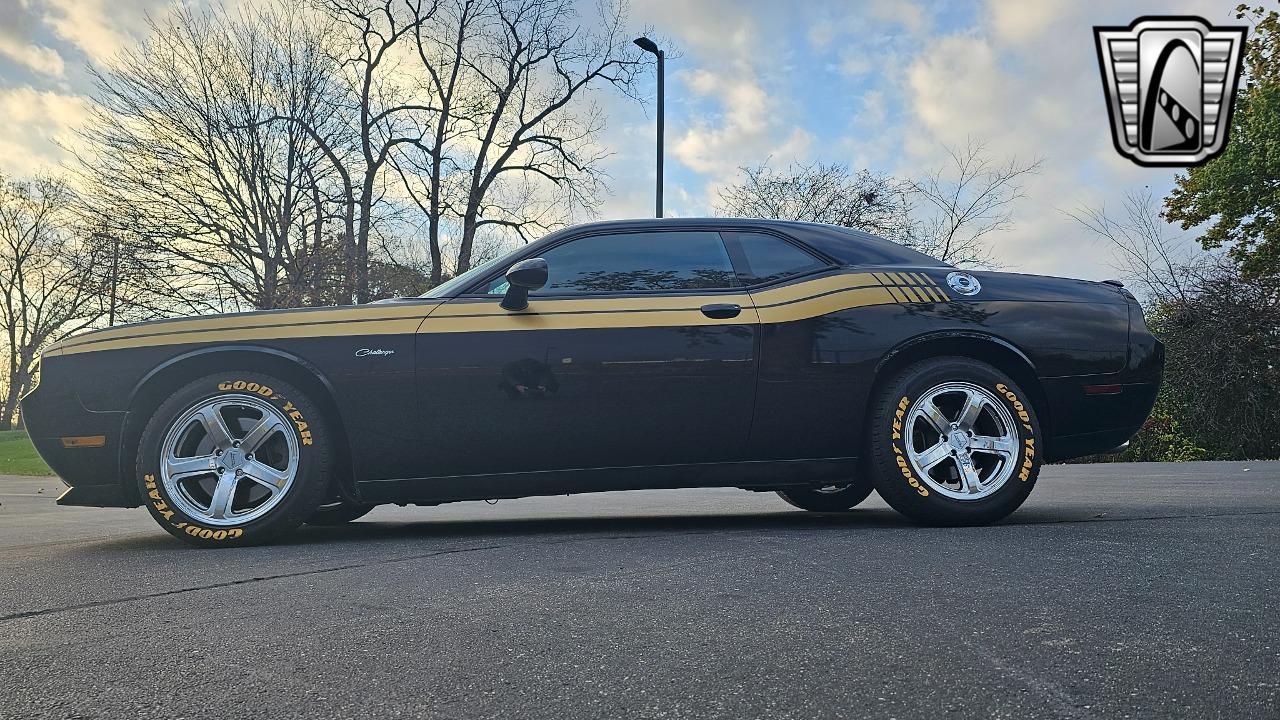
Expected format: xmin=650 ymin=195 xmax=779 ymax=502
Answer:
xmin=1094 ymin=16 xmax=1247 ymax=167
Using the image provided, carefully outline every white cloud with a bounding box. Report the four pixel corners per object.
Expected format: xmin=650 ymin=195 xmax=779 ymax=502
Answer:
xmin=0 ymin=34 xmax=64 ymax=77
xmin=867 ymin=0 xmax=929 ymax=36
xmin=986 ymin=0 xmax=1067 ymax=46
xmin=625 ymin=0 xmax=820 ymax=208
xmin=39 ymin=0 xmax=152 ymax=63
xmin=671 ymin=67 xmax=813 ymax=179
xmin=0 ymin=86 xmax=91 ymax=176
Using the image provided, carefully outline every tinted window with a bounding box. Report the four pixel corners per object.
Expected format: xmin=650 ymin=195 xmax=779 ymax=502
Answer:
xmin=484 ymin=231 xmax=737 ymax=295
xmin=727 ymin=232 xmax=826 ymax=285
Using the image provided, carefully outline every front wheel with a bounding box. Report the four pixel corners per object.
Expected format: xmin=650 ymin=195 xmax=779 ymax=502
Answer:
xmin=135 ymin=372 xmax=333 ymax=547
xmin=867 ymin=357 xmax=1042 ymax=526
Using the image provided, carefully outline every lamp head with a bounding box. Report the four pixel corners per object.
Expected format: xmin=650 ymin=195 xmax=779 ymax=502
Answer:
xmin=633 ymin=36 xmax=660 ymax=55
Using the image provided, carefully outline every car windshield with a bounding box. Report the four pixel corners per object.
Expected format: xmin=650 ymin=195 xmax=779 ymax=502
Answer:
xmin=419 ymin=247 xmax=523 ymax=298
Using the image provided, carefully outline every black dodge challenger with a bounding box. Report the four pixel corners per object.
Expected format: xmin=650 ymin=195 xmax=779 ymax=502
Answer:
xmin=21 ymin=219 xmax=1162 ymax=546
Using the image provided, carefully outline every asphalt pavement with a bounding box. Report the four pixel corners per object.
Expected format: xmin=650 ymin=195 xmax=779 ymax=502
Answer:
xmin=0 ymin=461 xmax=1277 ymax=720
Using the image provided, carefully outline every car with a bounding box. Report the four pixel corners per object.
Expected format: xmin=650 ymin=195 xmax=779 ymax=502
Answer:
xmin=20 ymin=218 xmax=1163 ymax=546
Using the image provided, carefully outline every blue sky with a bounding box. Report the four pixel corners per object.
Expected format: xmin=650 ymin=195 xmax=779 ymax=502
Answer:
xmin=0 ymin=0 xmax=1242 ymax=280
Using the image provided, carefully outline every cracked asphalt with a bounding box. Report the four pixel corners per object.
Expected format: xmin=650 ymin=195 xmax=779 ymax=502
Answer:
xmin=1 ymin=461 xmax=1277 ymax=720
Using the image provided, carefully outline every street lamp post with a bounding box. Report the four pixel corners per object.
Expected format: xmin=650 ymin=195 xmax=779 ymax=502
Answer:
xmin=634 ymin=36 xmax=664 ymax=218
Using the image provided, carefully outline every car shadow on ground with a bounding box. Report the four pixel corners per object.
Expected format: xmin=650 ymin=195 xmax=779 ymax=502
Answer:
xmin=75 ymin=503 xmax=1205 ymax=554
xmin=282 ymin=507 xmax=919 ymax=547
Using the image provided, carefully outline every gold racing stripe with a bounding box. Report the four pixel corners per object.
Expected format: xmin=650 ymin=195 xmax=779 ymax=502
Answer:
xmin=49 ymin=271 xmax=953 ymax=354
xmin=753 ymin=286 xmax=896 ymax=324
xmin=49 ymin=302 xmax=442 ymax=354
xmin=868 ymin=270 xmax=949 ymax=304
xmin=54 ymin=317 xmax=429 ymax=355
xmin=421 ymin=307 xmax=761 ymax=333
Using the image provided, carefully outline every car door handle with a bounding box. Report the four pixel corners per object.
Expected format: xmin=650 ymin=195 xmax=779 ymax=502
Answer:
xmin=700 ymin=303 xmax=742 ymax=319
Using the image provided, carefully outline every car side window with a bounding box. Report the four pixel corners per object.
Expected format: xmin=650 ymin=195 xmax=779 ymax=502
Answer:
xmin=725 ymin=231 xmax=827 ymax=285
xmin=483 ymin=231 xmax=738 ymax=295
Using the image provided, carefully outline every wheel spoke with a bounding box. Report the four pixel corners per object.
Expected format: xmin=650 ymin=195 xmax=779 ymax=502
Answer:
xmin=240 ymin=416 xmax=283 ymax=454
xmin=956 ymin=391 xmax=986 ymax=431
xmin=243 ymin=460 xmax=290 ymax=490
xmin=919 ymin=399 xmax=952 ymax=434
xmin=970 ymin=434 xmax=1018 ymax=458
xmin=164 ymin=453 xmax=218 ymax=480
xmin=206 ymin=472 xmax=239 ymax=520
xmin=196 ymin=405 xmax=235 ymax=451
xmin=958 ymin=456 xmax=983 ymax=494
xmin=914 ymin=441 xmax=952 ymax=471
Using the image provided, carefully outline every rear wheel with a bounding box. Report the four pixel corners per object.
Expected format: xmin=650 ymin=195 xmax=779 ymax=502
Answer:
xmin=867 ymin=357 xmax=1042 ymax=526
xmin=777 ymin=476 xmax=874 ymax=512
xmin=135 ymin=372 xmax=333 ymax=546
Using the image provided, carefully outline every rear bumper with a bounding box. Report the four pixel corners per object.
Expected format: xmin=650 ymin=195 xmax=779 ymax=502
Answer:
xmin=1041 ymin=310 xmax=1162 ymax=462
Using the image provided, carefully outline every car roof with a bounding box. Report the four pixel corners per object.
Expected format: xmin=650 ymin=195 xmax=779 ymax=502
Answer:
xmin=536 ymin=218 xmax=949 ymax=268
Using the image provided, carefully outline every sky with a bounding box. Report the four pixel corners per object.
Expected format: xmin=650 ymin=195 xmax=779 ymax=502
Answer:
xmin=0 ymin=0 xmax=1243 ymax=281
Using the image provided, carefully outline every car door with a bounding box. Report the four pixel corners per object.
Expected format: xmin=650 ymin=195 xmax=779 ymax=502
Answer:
xmin=414 ymin=229 xmax=761 ymax=479
xmin=720 ymin=230 xmax=862 ymax=462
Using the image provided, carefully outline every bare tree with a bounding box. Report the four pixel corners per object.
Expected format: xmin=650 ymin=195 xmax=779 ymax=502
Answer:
xmin=399 ymin=0 xmax=651 ymax=276
xmin=0 ymin=176 xmax=108 ymax=428
xmin=1065 ymin=189 xmax=1210 ymax=304
xmin=907 ymin=139 xmax=1041 ymax=267
xmin=714 ymin=160 xmax=915 ymax=241
xmin=73 ymin=3 xmax=342 ymax=312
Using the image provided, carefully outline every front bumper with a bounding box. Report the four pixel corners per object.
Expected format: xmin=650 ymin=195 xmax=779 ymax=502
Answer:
xmin=19 ymin=362 xmax=135 ymax=507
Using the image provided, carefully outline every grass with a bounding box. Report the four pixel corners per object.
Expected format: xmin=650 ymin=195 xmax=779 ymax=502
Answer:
xmin=0 ymin=429 xmax=55 ymax=476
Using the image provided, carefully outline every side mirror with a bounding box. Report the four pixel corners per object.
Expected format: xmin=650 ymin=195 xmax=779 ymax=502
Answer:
xmin=500 ymin=257 xmax=548 ymax=311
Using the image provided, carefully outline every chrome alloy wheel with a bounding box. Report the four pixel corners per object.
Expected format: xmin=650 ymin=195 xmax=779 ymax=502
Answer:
xmin=159 ymin=394 xmax=298 ymax=526
xmin=903 ymin=382 xmax=1020 ymax=500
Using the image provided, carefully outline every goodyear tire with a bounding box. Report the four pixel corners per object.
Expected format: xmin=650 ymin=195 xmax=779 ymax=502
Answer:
xmin=306 ymin=501 xmax=375 ymax=525
xmin=868 ymin=357 xmax=1041 ymax=526
xmin=777 ymin=475 xmax=874 ymax=512
xmin=135 ymin=372 xmax=332 ymax=547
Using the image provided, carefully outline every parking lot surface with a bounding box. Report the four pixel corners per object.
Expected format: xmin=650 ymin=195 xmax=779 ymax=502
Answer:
xmin=1 ymin=461 xmax=1277 ymax=719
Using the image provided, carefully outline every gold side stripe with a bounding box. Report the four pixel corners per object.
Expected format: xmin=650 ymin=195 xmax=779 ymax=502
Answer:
xmin=51 ymin=302 xmax=444 ymax=353
xmin=433 ymin=293 xmax=754 ymax=317
xmin=422 ymin=307 xmax=764 ymax=333
xmin=750 ymin=273 xmax=879 ymax=306
xmin=755 ymin=286 xmax=895 ymax=324
xmin=58 ymin=318 xmax=425 ymax=356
